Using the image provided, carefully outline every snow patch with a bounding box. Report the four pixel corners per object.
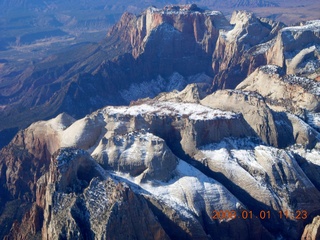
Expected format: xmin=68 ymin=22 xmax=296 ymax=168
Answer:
xmin=120 ymin=72 xmax=211 ymax=103
xmin=147 ymin=5 xmax=222 ymax=17
xmin=251 ymin=39 xmax=275 ymax=55
xmin=103 ymin=101 xmax=239 ymax=121
xmin=111 ymin=159 xmax=242 ymax=219
xmin=283 ymin=75 xmax=320 ymax=96
xmin=259 ymin=65 xmax=283 ymax=75
xmin=281 ymin=20 xmax=320 ymax=33
xmin=306 ymin=112 xmax=320 ymax=132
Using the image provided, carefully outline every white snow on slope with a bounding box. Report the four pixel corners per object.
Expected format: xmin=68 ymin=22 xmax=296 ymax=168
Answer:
xmin=307 ymin=112 xmax=320 ymax=131
xmin=293 ymin=147 xmax=320 ymax=165
xmin=120 ymin=73 xmax=185 ymax=102
xmin=281 ymin=20 xmax=320 ymax=33
xmin=198 ymin=137 xmax=315 ymax=208
xmin=259 ymin=64 xmax=282 ymax=75
xmin=147 ymin=5 xmax=222 ymax=16
xmin=200 ymin=138 xmax=268 ymax=185
xmin=251 ymin=39 xmax=275 ymax=55
xmin=120 ymin=72 xmax=211 ymax=103
xmin=283 ymin=75 xmax=320 ymax=96
xmin=103 ymin=101 xmax=239 ymax=120
xmin=112 ymin=159 xmax=243 ymax=219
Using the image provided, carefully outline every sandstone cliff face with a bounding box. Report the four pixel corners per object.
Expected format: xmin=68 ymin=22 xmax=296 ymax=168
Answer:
xmin=36 ymin=148 xmax=169 ymax=240
xmin=266 ymin=20 xmax=320 ymax=76
xmin=104 ymin=4 xmax=231 ymax=80
xmin=107 ymin=4 xmax=230 ymax=59
xmin=237 ymin=65 xmax=320 ymax=115
xmin=0 ymin=113 xmax=75 ymax=203
xmin=201 ymin=88 xmax=319 ymax=148
xmin=302 ymin=216 xmax=320 ymax=240
xmin=201 ymin=90 xmax=278 ymax=146
xmin=211 ymin=10 xmax=283 ymax=89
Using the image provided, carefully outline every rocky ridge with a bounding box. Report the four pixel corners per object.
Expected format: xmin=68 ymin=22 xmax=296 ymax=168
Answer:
xmin=1 ymin=4 xmax=320 ymax=240
xmin=1 ymin=4 xmax=319 ymax=143
xmin=1 ymin=86 xmax=320 ymax=239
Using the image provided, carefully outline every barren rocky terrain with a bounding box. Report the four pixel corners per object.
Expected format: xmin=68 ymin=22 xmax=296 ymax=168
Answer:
xmin=0 ymin=2 xmax=320 ymax=240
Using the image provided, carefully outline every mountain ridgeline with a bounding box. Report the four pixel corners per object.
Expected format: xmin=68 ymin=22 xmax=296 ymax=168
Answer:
xmin=1 ymin=4 xmax=318 ymax=133
xmin=0 ymin=4 xmax=320 ymax=240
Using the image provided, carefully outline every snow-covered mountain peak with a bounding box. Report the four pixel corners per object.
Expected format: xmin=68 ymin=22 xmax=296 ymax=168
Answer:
xmin=102 ymin=101 xmax=239 ymax=121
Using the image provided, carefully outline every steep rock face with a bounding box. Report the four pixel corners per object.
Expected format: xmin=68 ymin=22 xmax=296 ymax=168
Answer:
xmin=0 ymin=100 xmax=272 ymax=239
xmin=92 ymin=131 xmax=178 ymax=182
xmin=0 ymin=5 xmax=320 ymax=239
xmin=302 ymin=216 xmax=320 ymax=240
xmin=1 ymin=5 xmax=319 ymax=141
xmin=0 ymin=4 xmax=230 ymax=134
xmin=193 ymin=138 xmax=320 ymax=239
xmin=37 ymin=148 xmax=169 ymax=240
xmin=1 ymin=93 xmax=320 ymax=239
xmin=201 ymin=88 xmax=319 ymax=148
xmin=201 ymin=90 xmax=278 ymax=146
xmin=290 ymin=147 xmax=320 ymax=192
xmin=0 ymin=113 xmax=75 ymax=202
xmin=1 ymin=100 xmax=251 ymax=179
xmin=107 ymin=4 xmax=231 ymax=58
xmin=211 ymin=10 xmax=282 ymax=89
xmin=100 ymin=101 xmax=254 ymax=157
xmin=125 ymin=5 xmax=230 ymax=78
xmin=267 ymin=20 xmax=320 ymax=76
xmin=236 ymin=65 xmax=320 ymax=114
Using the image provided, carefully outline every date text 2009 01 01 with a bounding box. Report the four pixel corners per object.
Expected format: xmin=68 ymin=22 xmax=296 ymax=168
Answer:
xmin=212 ymin=210 xmax=307 ymax=220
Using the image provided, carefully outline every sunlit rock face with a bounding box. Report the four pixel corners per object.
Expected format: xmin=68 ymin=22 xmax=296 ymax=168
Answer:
xmin=266 ymin=20 xmax=320 ymax=76
xmin=211 ymin=10 xmax=283 ymax=89
xmin=1 ymin=91 xmax=320 ymax=239
xmin=302 ymin=216 xmax=320 ymax=240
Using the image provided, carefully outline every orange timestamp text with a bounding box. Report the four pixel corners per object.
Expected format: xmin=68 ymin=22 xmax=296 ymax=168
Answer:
xmin=212 ymin=210 xmax=308 ymax=220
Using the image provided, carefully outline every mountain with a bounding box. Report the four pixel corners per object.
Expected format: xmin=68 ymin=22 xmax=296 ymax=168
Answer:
xmin=1 ymin=4 xmax=320 ymax=147
xmin=0 ymin=4 xmax=231 ymax=137
xmin=0 ymin=4 xmax=320 ymax=239
xmin=1 ymin=77 xmax=320 ymax=239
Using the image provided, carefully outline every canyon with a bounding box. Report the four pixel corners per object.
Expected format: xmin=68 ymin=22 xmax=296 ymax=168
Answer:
xmin=0 ymin=3 xmax=320 ymax=240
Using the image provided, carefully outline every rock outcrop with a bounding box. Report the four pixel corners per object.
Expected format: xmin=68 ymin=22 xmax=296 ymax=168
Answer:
xmin=108 ymin=4 xmax=230 ymax=59
xmin=236 ymin=65 xmax=320 ymax=115
xmin=302 ymin=216 xmax=320 ymax=240
xmin=211 ymin=10 xmax=283 ymax=89
xmin=193 ymin=137 xmax=320 ymax=239
xmin=38 ymin=148 xmax=169 ymax=240
xmin=201 ymin=88 xmax=319 ymax=148
xmin=201 ymin=90 xmax=278 ymax=146
xmin=266 ymin=20 xmax=320 ymax=76
xmin=92 ymin=131 xmax=178 ymax=182
xmin=0 ymin=4 xmax=231 ymax=134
